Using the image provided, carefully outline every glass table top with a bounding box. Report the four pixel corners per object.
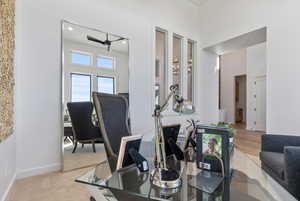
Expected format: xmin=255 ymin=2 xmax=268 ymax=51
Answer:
xmin=75 ymin=142 xmax=296 ymax=201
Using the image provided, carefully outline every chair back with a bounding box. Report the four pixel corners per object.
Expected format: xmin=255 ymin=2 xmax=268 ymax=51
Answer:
xmin=67 ymin=102 xmax=99 ymax=141
xmin=93 ymin=92 xmax=131 ymax=171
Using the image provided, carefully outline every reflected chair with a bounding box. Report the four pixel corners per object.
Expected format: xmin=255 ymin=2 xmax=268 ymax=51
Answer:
xmin=67 ymin=102 xmax=103 ymax=153
xmin=92 ymin=92 xmax=131 ymax=172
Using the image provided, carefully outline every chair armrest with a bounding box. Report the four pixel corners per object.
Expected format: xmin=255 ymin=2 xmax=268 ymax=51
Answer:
xmin=284 ymin=146 xmax=300 ymax=200
xmin=261 ymin=134 xmax=300 ymax=153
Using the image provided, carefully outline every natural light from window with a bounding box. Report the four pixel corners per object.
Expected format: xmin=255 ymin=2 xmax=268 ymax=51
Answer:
xmin=97 ymin=57 xmax=114 ymax=69
xmin=71 ymin=52 xmax=91 ymax=65
xmin=98 ymin=77 xmax=114 ymax=94
xmin=71 ymin=74 xmax=91 ymax=102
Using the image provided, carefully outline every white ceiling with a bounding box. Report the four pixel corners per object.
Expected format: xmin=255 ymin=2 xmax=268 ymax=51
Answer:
xmin=203 ymin=27 xmax=267 ymax=55
xmin=63 ymin=22 xmax=129 ymax=53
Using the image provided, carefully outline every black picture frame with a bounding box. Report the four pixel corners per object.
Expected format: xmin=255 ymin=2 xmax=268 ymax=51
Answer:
xmin=196 ymin=126 xmax=231 ymax=178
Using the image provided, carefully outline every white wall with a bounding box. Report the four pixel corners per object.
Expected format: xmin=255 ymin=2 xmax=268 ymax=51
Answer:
xmin=0 ymin=1 xmax=21 ymax=197
xmin=198 ymin=0 xmax=300 ymax=135
xmin=0 ymin=136 xmax=16 ymax=201
xmin=247 ymin=43 xmax=266 ymax=130
xmin=15 ymin=0 xmax=215 ymax=178
xmin=63 ymin=39 xmax=129 ymax=106
xmin=220 ymin=49 xmax=247 ymax=123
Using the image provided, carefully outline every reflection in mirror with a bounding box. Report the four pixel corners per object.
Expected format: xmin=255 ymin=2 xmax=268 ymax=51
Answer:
xmin=155 ymin=28 xmax=168 ymax=106
xmin=62 ymin=21 xmax=129 ymax=171
xmin=187 ymin=40 xmax=195 ymax=103
xmin=172 ymin=34 xmax=182 ymax=92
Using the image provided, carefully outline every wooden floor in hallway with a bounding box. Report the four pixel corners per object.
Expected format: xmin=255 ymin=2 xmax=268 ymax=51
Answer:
xmin=233 ymin=123 xmax=264 ymax=164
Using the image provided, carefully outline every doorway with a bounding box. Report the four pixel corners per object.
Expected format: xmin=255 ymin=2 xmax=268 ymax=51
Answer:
xmin=234 ymin=75 xmax=247 ymax=125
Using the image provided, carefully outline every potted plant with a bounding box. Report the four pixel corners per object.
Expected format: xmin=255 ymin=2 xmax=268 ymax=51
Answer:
xmin=213 ymin=122 xmax=236 ymax=143
xmin=214 ymin=122 xmax=236 ymax=143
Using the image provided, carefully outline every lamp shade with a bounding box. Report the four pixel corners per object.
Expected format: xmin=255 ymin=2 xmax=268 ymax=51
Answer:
xmin=173 ymin=100 xmax=195 ymax=114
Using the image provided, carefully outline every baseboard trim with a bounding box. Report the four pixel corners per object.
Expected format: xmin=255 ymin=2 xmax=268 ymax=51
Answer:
xmin=1 ymin=173 xmax=16 ymax=201
xmin=17 ymin=163 xmax=60 ymax=179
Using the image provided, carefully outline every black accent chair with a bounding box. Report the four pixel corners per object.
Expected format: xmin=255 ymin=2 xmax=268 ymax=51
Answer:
xmin=67 ymin=102 xmax=103 ymax=153
xmin=92 ymin=92 xmax=131 ymax=172
xmin=260 ymin=134 xmax=300 ymax=200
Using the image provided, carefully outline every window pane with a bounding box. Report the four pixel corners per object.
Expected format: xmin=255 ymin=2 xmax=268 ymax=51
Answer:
xmin=71 ymin=74 xmax=91 ymax=102
xmin=155 ymin=29 xmax=167 ymax=105
xmin=97 ymin=57 xmax=113 ymax=69
xmin=173 ymin=34 xmax=182 ymax=91
xmin=98 ymin=77 xmax=114 ymax=94
xmin=71 ymin=53 xmax=91 ymax=65
xmin=187 ymin=40 xmax=195 ymax=102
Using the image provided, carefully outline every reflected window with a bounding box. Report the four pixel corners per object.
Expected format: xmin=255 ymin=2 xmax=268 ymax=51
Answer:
xmin=71 ymin=74 xmax=91 ymax=102
xmin=98 ymin=76 xmax=115 ymax=94
xmin=97 ymin=57 xmax=114 ymax=69
xmin=187 ymin=40 xmax=195 ymax=103
xmin=71 ymin=52 xmax=91 ymax=65
xmin=155 ymin=28 xmax=168 ymax=105
xmin=173 ymin=34 xmax=182 ymax=91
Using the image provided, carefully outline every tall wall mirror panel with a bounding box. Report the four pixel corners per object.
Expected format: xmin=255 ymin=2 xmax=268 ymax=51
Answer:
xmin=62 ymin=21 xmax=129 ymax=171
xmin=155 ymin=28 xmax=168 ymax=106
xmin=172 ymin=34 xmax=182 ymax=93
xmin=155 ymin=27 xmax=196 ymax=110
xmin=187 ymin=40 xmax=195 ymax=103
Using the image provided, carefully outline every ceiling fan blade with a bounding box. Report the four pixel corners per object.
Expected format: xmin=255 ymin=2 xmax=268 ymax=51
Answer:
xmin=87 ymin=35 xmax=105 ymax=45
xmin=110 ymin=37 xmax=125 ymax=42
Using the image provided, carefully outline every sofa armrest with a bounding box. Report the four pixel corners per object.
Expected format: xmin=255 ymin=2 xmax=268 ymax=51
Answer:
xmin=261 ymin=134 xmax=300 ymax=153
xmin=284 ymin=146 xmax=300 ymax=200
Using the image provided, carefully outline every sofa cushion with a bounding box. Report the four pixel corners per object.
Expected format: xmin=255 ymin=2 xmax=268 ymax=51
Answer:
xmin=260 ymin=151 xmax=284 ymax=179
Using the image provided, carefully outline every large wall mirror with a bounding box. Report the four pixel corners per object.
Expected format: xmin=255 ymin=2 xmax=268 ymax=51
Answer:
xmin=61 ymin=21 xmax=129 ymax=171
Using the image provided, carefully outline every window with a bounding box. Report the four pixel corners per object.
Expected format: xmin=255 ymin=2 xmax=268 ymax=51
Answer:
xmin=155 ymin=28 xmax=168 ymax=105
xmin=97 ymin=57 xmax=114 ymax=69
xmin=71 ymin=74 xmax=91 ymax=102
xmin=71 ymin=52 xmax=91 ymax=65
xmin=173 ymin=34 xmax=182 ymax=91
xmin=97 ymin=76 xmax=115 ymax=94
xmin=187 ymin=40 xmax=195 ymax=103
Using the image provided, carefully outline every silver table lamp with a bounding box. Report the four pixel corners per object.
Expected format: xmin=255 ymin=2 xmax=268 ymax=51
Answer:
xmin=152 ymin=84 xmax=194 ymax=189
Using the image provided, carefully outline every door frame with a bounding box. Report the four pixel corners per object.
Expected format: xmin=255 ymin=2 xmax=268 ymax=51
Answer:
xmin=234 ymin=74 xmax=247 ymax=124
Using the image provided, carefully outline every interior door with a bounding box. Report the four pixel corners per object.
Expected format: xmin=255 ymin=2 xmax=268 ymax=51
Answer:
xmin=254 ymin=76 xmax=266 ymax=131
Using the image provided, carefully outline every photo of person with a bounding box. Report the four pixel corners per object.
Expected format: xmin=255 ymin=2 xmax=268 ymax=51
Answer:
xmin=202 ymin=134 xmax=222 ymax=158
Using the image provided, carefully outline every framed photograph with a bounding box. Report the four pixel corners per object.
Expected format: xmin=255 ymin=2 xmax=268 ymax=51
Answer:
xmin=196 ymin=126 xmax=231 ymax=177
xmin=202 ymin=133 xmax=222 ymax=159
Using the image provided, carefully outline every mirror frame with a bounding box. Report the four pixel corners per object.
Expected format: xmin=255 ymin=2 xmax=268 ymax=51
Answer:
xmin=60 ymin=20 xmax=130 ymax=171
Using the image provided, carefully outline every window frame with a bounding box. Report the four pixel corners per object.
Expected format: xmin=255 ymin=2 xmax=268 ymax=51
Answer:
xmin=70 ymin=50 xmax=93 ymax=66
xmin=96 ymin=55 xmax=115 ymax=71
xmin=97 ymin=75 xmax=116 ymax=94
xmin=70 ymin=73 xmax=92 ymax=102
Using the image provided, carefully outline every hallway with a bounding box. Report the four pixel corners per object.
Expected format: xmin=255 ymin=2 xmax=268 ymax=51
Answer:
xmin=233 ymin=123 xmax=264 ymax=165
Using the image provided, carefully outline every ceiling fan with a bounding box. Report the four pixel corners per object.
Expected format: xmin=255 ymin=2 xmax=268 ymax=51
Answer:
xmin=87 ymin=33 xmax=125 ymax=51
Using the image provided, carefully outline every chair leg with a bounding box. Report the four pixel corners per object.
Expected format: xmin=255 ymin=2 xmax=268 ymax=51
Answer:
xmin=92 ymin=141 xmax=96 ymax=153
xmin=72 ymin=141 xmax=78 ymax=153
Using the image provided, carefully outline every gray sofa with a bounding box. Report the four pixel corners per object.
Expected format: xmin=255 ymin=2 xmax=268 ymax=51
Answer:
xmin=260 ymin=134 xmax=300 ymax=200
